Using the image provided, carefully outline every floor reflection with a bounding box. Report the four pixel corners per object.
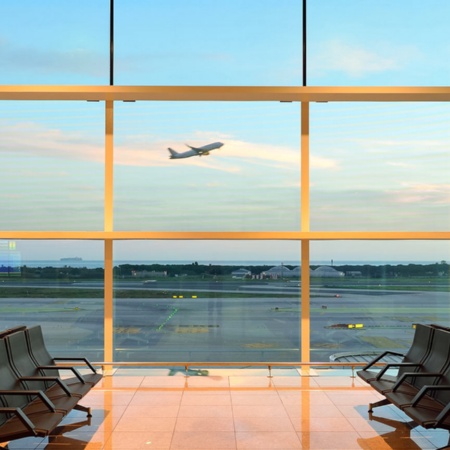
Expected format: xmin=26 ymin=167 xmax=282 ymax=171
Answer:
xmin=1 ymin=370 xmax=449 ymax=449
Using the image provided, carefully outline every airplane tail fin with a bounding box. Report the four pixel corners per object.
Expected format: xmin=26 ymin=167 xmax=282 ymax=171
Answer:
xmin=167 ymin=148 xmax=178 ymax=159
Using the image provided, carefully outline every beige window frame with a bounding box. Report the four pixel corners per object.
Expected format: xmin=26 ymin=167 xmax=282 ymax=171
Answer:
xmin=1 ymin=85 xmax=449 ymax=366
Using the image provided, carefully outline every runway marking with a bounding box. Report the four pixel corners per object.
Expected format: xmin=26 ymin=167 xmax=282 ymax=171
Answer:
xmin=0 ymin=305 xmax=81 ymax=313
xmin=272 ymin=308 xmax=298 ymax=312
xmin=175 ymin=325 xmax=220 ymax=334
xmin=311 ymin=307 xmax=450 ymax=314
xmin=314 ymin=342 xmax=340 ymax=349
xmin=114 ymin=327 xmax=140 ymax=334
xmin=175 ymin=325 xmax=209 ymax=334
xmin=361 ymin=336 xmax=408 ymax=349
xmin=157 ymin=308 xmax=178 ymax=331
xmin=242 ymin=343 xmax=278 ymax=349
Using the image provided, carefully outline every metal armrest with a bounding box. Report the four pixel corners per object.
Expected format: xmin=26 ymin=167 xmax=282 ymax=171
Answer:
xmin=37 ymin=365 xmax=85 ymax=383
xmin=52 ymin=357 xmax=98 ymax=373
xmin=0 ymin=390 xmax=56 ymax=412
xmin=19 ymin=376 xmax=72 ymax=396
xmin=435 ymin=400 xmax=450 ymax=426
xmin=375 ymin=362 xmax=421 ymax=380
xmin=411 ymin=385 xmax=450 ymax=407
xmin=392 ymin=372 xmax=443 ymax=392
xmin=0 ymin=407 xmax=37 ymax=434
xmin=361 ymin=351 xmax=405 ymax=370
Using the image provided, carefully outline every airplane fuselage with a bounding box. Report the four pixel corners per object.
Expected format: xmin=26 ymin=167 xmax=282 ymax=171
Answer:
xmin=168 ymin=141 xmax=224 ymax=159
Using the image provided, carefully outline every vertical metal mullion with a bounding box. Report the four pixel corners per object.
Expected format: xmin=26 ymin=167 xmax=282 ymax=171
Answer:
xmin=301 ymin=102 xmax=309 ymax=232
xmin=301 ymin=241 xmax=310 ymax=366
xmin=105 ymin=101 xmax=114 ymax=232
xmin=301 ymin=102 xmax=310 ymax=365
xmin=104 ymin=100 xmax=114 ymax=371
xmin=110 ymin=0 xmax=114 ymax=86
xmin=302 ymin=0 xmax=307 ymax=87
xmin=104 ymin=239 xmax=113 ymax=372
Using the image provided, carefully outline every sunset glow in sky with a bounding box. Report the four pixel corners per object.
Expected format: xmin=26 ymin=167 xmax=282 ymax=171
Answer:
xmin=1 ymin=1 xmax=449 ymax=262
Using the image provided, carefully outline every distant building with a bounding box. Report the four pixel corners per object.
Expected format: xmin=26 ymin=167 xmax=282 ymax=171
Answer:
xmin=231 ymin=268 xmax=251 ymax=278
xmin=262 ymin=265 xmax=296 ymax=278
xmin=132 ymin=270 xmax=167 ymax=278
xmin=310 ymin=266 xmax=345 ymax=277
xmin=346 ymin=271 xmax=362 ymax=277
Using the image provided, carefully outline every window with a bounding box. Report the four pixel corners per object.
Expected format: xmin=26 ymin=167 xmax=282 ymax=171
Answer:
xmin=310 ymin=240 xmax=450 ymax=361
xmin=0 ymin=102 xmax=104 ymax=231
xmin=113 ymin=240 xmax=301 ymax=362
xmin=0 ymin=0 xmax=109 ymax=85
xmin=114 ymin=102 xmax=300 ymax=231
xmin=115 ymin=0 xmax=302 ymax=85
xmin=0 ymin=1 xmax=448 ymax=366
xmin=0 ymin=240 xmax=104 ymax=360
xmin=310 ymin=103 xmax=450 ymax=231
xmin=309 ymin=0 xmax=450 ymax=86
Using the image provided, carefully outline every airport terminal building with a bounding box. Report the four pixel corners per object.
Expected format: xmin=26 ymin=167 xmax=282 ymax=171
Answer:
xmin=1 ymin=1 xmax=450 ymax=448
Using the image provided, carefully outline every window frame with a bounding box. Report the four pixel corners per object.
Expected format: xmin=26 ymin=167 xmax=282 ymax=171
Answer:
xmin=1 ymin=85 xmax=449 ymax=366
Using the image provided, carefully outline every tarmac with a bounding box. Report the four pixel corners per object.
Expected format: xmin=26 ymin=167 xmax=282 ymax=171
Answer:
xmin=1 ymin=282 xmax=448 ymax=363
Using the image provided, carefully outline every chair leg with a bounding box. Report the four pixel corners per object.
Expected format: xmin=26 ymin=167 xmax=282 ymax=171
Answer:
xmin=74 ymin=404 xmax=92 ymax=417
xmin=50 ymin=418 xmax=91 ymax=437
xmin=368 ymin=398 xmax=391 ymax=412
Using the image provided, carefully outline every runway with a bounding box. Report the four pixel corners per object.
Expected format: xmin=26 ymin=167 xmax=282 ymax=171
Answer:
xmin=0 ymin=282 xmax=449 ymax=363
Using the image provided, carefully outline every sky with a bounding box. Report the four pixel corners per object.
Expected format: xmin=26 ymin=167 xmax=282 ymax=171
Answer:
xmin=1 ymin=1 xmax=449 ymax=262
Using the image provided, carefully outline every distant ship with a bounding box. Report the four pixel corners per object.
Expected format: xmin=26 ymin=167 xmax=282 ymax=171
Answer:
xmin=60 ymin=257 xmax=83 ymax=262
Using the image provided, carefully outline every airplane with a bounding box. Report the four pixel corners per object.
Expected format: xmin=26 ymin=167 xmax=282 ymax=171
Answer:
xmin=167 ymin=141 xmax=224 ymax=159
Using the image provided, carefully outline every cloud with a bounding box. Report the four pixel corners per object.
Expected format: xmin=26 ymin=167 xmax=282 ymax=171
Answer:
xmin=310 ymin=39 xmax=418 ymax=78
xmin=99 ymin=131 xmax=304 ymax=173
xmin=1 ymin=120 xmax=339 ymax=176
xmin=390 ymin=183 xmax=450 ymax=205
xmin=311 ymin=184 xmax=450 ymax=231
xmin=355 ymin=138 xmax=448 ymax=153
xmin=386 ymin=161 xmax=415 ymax=169
xmin=0 ymin=121 xmax=103 ymax=162
xmin=311 ymin=155 xmax=339 ymax=170
xmin=0 ymin=37 xmax=106 ymax=77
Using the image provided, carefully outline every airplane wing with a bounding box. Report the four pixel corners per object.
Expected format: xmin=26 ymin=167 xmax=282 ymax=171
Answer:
xmin=186 ymin=144 xmax=208 ymax=155
xmin=186 ymin=144 xmax=201 ymax=153
xmin=181 ymin=142 xmax=222 ymax=157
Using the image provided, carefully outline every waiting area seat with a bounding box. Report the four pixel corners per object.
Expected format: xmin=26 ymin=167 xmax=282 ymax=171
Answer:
xmin=24 ymin=325 xmax=103 ymax=387
xmin=358 ymin=323 xmax=450 ymax=444
xmin=357 ymin=323 xmax=435 ymax=386
xmin=0 ymin=325 xmax=102 ymax=448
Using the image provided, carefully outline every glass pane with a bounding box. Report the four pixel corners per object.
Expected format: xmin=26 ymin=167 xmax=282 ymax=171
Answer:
xmin=113 ymin=240 xmax=301 ymax=362
xmin=0 ymin=102 xmax=104 ymax=231
xmin=309 ymin=0 xmax=450 ymax=86
xmin=0 ymin=0 xmax=109 ymax=84
xmin=310 ymin=103 xmax=450 ymax=231
xmin=310 ymin=240 xmax=450 ymax=362
xmin=115 ymin=0 xmax=302 ymax=85
xmin=0 ymin=240 xmax=104 ymax=360
xmin=114 ymin=102 xmax=300 ymax=231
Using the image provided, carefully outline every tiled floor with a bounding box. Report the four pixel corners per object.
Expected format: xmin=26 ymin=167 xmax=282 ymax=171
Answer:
xmin=2 ymin=369 xmax=449 ymax=449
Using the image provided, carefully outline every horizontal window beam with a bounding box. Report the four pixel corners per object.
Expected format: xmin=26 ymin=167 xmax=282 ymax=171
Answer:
xmin=1 ymin=86 xmax=450 ymax=102
xmin=1 ymin=231 xmax=449 ymax=240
